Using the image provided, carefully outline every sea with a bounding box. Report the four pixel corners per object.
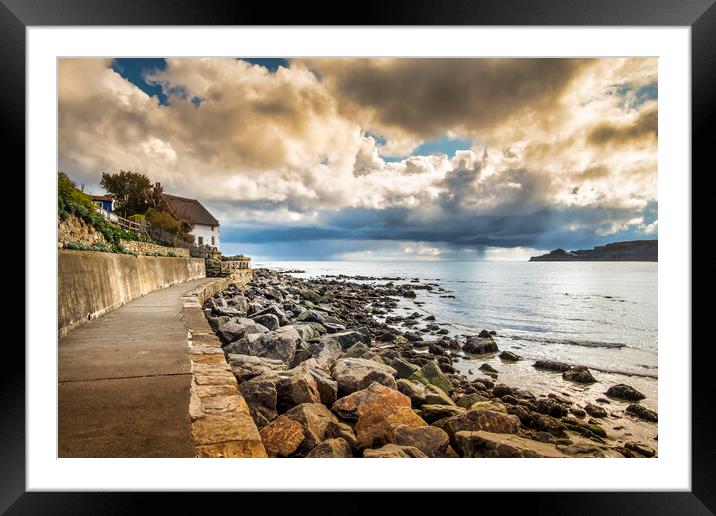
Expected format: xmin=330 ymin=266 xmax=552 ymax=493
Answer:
xmin=256 ymin=260 xmax=658 ymax=412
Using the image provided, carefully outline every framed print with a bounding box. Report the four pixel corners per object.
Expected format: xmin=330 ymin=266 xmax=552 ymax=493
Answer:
xmin=7 ymin=0 xmax=711 ymax=512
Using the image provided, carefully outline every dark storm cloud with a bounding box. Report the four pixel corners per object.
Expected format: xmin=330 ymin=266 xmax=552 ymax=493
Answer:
xmin=301 ymin=58 xmax=589 ymax=140
xmin=588 ymin=106 xmax=657 ymax=147
xmin=222 ymin=202 xmax=650 ymax=253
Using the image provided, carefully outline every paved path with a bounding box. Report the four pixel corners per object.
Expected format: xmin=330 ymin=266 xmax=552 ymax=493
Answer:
xmin=58 ymin=278 xmax=216 ymax=457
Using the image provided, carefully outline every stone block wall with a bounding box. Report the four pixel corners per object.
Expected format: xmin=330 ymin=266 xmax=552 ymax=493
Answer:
xmin=120 ymin=239 xmax=190 ymax=257
xmin=180 ymin=271 xmax=266 ymax=457
xmin=58 ymin=214 xmax=107 ymax=247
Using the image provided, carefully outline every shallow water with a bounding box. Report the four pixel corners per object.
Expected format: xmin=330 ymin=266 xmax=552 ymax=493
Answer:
xmin=258 ymin=260 xmax=658 ymax=417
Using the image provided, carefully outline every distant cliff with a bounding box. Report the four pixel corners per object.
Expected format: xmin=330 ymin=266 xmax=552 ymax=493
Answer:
xmin=529 ymin=240 xmax=658 ymax=262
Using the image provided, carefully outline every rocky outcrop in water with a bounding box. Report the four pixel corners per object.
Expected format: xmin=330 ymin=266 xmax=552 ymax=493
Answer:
xmin=202 ymin=268 xmax=657 ymax=458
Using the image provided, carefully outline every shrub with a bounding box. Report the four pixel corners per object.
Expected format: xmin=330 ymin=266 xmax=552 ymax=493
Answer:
xmin=146 ymin=208 xmax=181 ymax=233
xmin=63 ymin=241 xmax=114 ymax=253
xmin=58 ymin=171 xmax=158 ymax=251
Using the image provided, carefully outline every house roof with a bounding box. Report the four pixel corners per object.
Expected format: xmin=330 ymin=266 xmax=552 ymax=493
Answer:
xmin=162 ymin=193 xmax=220 ymax=226
xmin=90 ymin=194 xmax=113 ymax=202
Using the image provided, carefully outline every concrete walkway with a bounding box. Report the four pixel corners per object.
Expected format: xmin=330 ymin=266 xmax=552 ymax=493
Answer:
xmin=58 ymin=278 xmax=217 ymax=458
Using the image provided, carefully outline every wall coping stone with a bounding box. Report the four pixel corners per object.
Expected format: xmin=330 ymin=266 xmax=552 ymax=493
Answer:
xmin=179 ymin=270 xmax=266 ymax=457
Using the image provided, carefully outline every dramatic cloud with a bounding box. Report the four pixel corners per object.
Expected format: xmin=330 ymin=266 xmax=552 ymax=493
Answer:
xmin=58 ymin=57 xmax=658 ymax=260
xmin=588 ymin=106 xmax=657 ymax=147
xmin=299 ymin=58 xmax=588 ymax=154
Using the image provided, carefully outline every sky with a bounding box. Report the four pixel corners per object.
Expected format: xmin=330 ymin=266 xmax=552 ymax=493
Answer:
xmin=58 ymin=58 xmax=658 ymax=261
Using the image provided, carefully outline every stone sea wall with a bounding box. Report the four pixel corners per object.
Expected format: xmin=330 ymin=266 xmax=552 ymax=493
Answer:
xmin=179 ymin=270 xmax=266 ymax=457
xmin=119 ymin=239 xmax=190 ymax=257
xmin=58 ymin=249 xmax=206 ymax=335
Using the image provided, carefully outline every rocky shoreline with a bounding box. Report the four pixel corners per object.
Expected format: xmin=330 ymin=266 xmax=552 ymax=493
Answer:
xmin=202 ymin=268 xmax=658 ymax=458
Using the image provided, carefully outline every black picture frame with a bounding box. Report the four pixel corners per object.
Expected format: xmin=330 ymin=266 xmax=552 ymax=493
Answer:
xmin=7 ymin=0 xmax=710 ymax=512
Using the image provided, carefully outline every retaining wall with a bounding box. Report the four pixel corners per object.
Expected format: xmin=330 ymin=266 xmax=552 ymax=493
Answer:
xmin=58 ymin=214 xmax=108 ymax=247
xmin=119 ymin=239 xmax=191 ymax=257
xmin=58 ymin=249 xmax=206 ymax=336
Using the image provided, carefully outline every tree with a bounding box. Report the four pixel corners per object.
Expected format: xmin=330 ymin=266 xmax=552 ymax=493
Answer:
xmin=144 ymin=182 xmax=166 ymax=211
xmin=100 ymin=170 xmax=151 ymax=217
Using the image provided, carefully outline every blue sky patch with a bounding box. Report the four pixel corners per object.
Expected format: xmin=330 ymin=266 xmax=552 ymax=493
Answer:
xmin=111 ymin=58 xmax=168 ymax=104
xmin=613 ymin=81 xmax=658 ymax=110
xmin=383 ymin=136 xmax=473 ymax=163
xmin=242 ymin=58 xmax=289 ymax=72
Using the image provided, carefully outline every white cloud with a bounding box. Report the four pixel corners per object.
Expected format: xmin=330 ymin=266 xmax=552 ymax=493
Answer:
xmin=59 ymin=57 xmax=658 ymax=250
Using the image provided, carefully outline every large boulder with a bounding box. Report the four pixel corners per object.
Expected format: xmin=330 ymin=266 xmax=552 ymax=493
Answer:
xmin=435 ymin=409 xmax=521 ymax=447
xmin=305 ymin=437 xmax=353 ymax=458
xmin=584 ymin=403 xmax=608 ymax=418
xmin=274 ymin=324 xmax=301 ymax=342
xmin=341 ymin=342 xmax=371 ymax=359
xmin=468 ymin=400 xmax=508 ymax=414
xmin=492 ymin=383 xmax=516 ymax=397
xmin=232 ymin=331 xmax=297 ymax=366
xmin=217 ymin=317 xmax=268 ymax=345
xmin=562 ymin=366 xmax=597 ymax=384
xmin=390 ymin=358 xmax=420 ymax=379
xmin=331 ymin=383 xmax=427 ymax=450
xmin=296 ymin=309 xmax=342 ymax=327
xmin=533 ymin=360 xmax=572 ymax=372
xmin=227 ymin=294 xmax=249 ymax=313
xmin=534 ymin=398 xmax=569 ymax=418
xmin=355 ymin=406 xmax=427 ymax=450
xmin=276 ymin=369 xmax=322 ymax=412
xmin=331 ymin=382 xmax=411 ymax=420
xmin=293 ymin=323 xmax=324 ymax=342
xmin=507 ymin=405 xmax=566 ymax=437
xmin=625 ymin=403 xmax=658 ymax=422
xmin=238 ymin=372 xmax=279 ymax=425
xmin=363 ymin=444 xmax=427 ymax=458
xmin=408 ymin=360 xmax=454 ymax=395
xmin=499 ymin=351 xmax=521 ymax=362
xmin=605 ymin=384 xmax=646 ymax=401
xmin=455 ymin=392 xmax=490 ymax=408
xmin=331 ymin=358 xmax=397 ymax=396
xmin=329 ymin=330 xmax=371 ymax=350
xmin=394 ymin=425 xmax=450 ymax=458
xmin=207 ymin=315 xmax=230 ymax=333
xmin=463 ymin=334 xmax=498 ymax=354
xmin=251 ymin=303 xmax=289 ymax=324
xmin=323 ymin=322 xmax=348 ymax=333
xmin=283 ymin=403 xmax=353 ymax=455
xmin=299 ymin=365 xmax=338 ymax=406
xmin=424 ymin=384 xmax=456 ymax=406
xmin=396 ymin=378 xmax=428 ymax=407
xmin=259 ymin=415 xmax=305 ymax=457
xmin=455 ymin=431 xmax=566 ymax=458
xmin=251 ymin=313 xmax=280 ymax=331
xmin=228 ymin=354 xmax=286 ymax=383
xmin=308 ymin=337 xmax=343 ymax=368
xmin=420 ymin=404 xmax=465 ymax=423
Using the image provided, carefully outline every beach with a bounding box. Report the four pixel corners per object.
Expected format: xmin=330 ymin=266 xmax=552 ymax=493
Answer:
xmin=204 ymin=263 xmax=658 ymax=458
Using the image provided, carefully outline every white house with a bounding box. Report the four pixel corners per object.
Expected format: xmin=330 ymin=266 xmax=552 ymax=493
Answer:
xmin=162 ymin=193 xmax=220 ymax=250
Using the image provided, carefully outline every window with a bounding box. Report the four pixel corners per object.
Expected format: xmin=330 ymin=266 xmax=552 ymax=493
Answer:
xmin=211 ymin=236 xmax=215 ymax=246
xmin=198 ymin=236 xmax=203 ymax=245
